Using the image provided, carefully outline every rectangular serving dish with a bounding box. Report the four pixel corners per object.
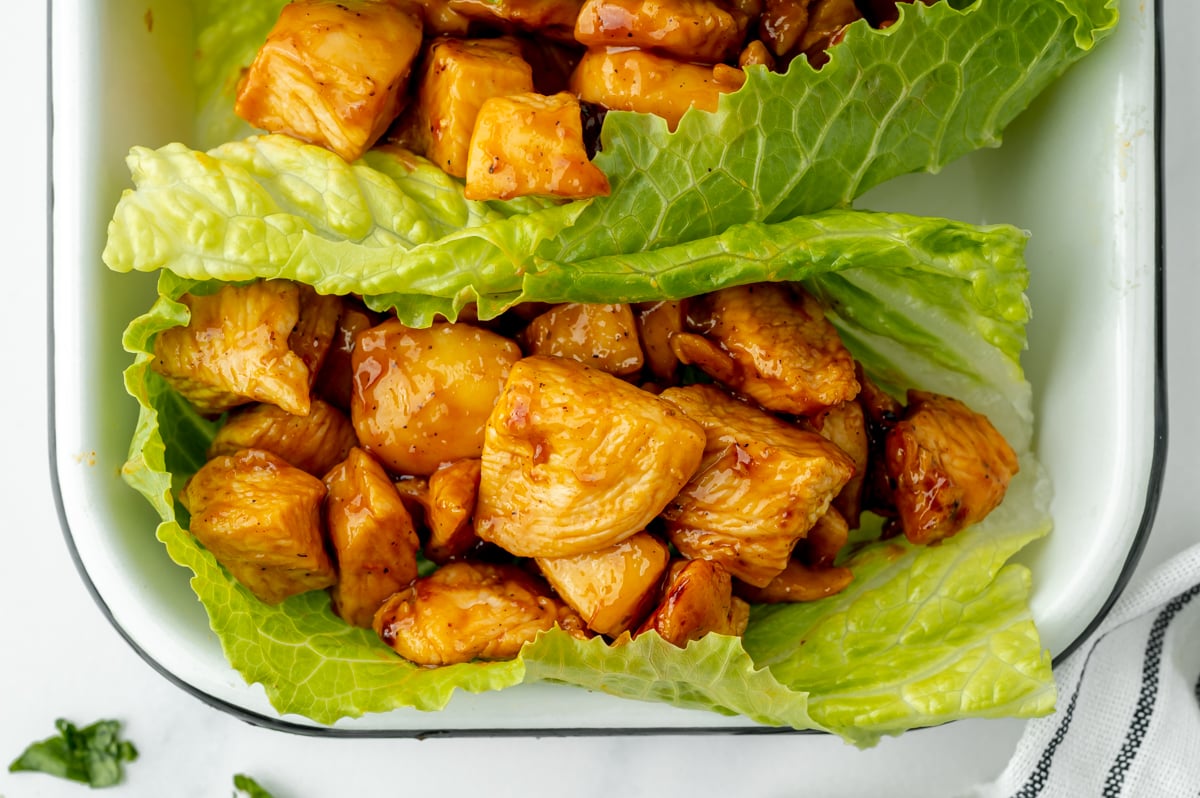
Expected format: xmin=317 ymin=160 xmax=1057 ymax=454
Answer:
xmin=49 ymin=0 xmax=1162 ymax=733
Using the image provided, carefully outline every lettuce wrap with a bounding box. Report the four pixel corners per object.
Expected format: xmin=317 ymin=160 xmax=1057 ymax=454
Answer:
xmin=101 ymin=0 xmax=1119 ymax=744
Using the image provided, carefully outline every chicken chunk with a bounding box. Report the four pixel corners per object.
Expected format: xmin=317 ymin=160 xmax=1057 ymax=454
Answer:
xmin=798 ymin=505 xmax=849 ymax=568
xmin=806 ymin=399 xmax=869 ymax=526
xmin=759 ymin=0 xmax=810 ymax=58
xmin=671 ymin=282 xmax=859 ymax=416
xmin=574 ymin=0 xmax=743 ymax=64
xmin=734 ymin=560 xmax=853 ymax=603
xmin=637 ymin=560 xmax=749 ymax=647
xmin=324 ymin=448 xmax=421 ymax=627
xmin=207 ymin=398 xmax=358 ymax=478
xmin=885 ymin=391 xmax=1019 ymax=544
xmin=799 ymin=0 xmax=862 ymax=58
xmin=444 ymin=0 xmax=585 ymax=39
xmin=234 ymin=0 xmax=424 ymax=163
xmin=465 ymin=92 xmax=611 ymax=201
xmin=424 ymin=458 xmax=482 ymax=564
xmin=351 ymin=320 xmax=522 ymax=476
xmin=152 ymin=280 xmax=312 ymax=416
xmin=180 ymin=449 xmax=334 ymax=604
xmin=373 ymin=561 xmax=587 ymax=666
xmin=412 ymin=37 xmax=535 ymax=178
xmin=659 ymin=384 xmax=855 ymax=587
xmin=520 ymin=303 xmax=644 ymax=377
xmin=476 ymin=356 xmax=706 ymax=558
xmin=570 ymin=48 xmax=746 ymax=131
xmin=289 ymin=286 xmax=342 ymax=388
xmin=313 ymin=304 xmax=377 ymax=413
xmin=410 ymin=0 xmax=472 ymax=35
xmin=635 ymin=300 xmax=685 ymax=383
xmin=537 ymin=532 xmax=670 ymax=637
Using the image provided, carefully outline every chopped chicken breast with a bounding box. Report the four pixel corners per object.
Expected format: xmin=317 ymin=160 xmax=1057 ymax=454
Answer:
xmin=537 ymin=532 xmax=671 ymax=637
xmin=180 ymin=448 xmax=335 ymax=604
xmin=235 ymin=0 xmax=424 ymax=162
xmin=412 ymin=36 xmax=534 ymax=178
xmin=637 ymin=560 xmax=749 ymax=646
xmin=444 ymin=0 xmax=585 ymax=38
xmin=324 ymin=448 xmax=421 ymax=627
xmin=575 ymin=0 xmax=744 ymax=64
xmin=465 ymin=91 xmax=611 ymax=200
xmin=152 ymin=280 xmax=312 ymax=416
xmin=806 ymin=399 xmax=869 ymax=526
xmin=660 ymin=384 xmax=855 ymax=587
xmin=671 ymin=282 xmax=860 ymax=416
xmin=207 ymin=398 xmax=358 ymax=478
xmin=520 ymin=302 xmax=644 ymax=376
xmin=424 ymin=458 xmax=483 ymax=564
xmin=476 ymin=356 xmax=706 ymax=557
xmin=373 ymin=561 xmax=587 ymax=665
xmin=885 ymin=390 xmax=1019 ymax=544
xmin=351 ymin=320 xmax=522 ymax=476
xmin=570 ymin=48 xmax=746 ymax=130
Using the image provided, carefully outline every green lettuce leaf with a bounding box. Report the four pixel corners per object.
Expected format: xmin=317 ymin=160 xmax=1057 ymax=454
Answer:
xmin=184 ymin=0 xmax=1117 ymax=260
xmin=117 ymin=202 xmax=1052 ymax=743
xmin=104 ymin=136 xmax=1031 ymax=329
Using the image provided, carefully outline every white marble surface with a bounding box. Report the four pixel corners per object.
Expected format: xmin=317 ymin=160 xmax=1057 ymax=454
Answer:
xmin=2 ymin=3 xmax=1196 ymax=796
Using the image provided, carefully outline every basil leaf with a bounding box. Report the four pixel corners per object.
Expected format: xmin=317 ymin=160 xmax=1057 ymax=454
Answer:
xmin=8 ymin=719 xmax=138 ymax=788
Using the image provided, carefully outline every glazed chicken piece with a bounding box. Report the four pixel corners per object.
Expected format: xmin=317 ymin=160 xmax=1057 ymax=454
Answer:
xmin=351 ymin=320 xmax=522 ymax=476
xmin=152 ymin=280 xmax=312 ymax=416
xmin=759 ymin=0 xmax=862 ymax=61
xmin=207 ymin=398 xmax=358 ymax=478
xmin=424 ymin=458 xmax=483 ymax=564
xmin=885 ymin=391 xmax=1019 ymax=544
xmin=671 ymin=282 xmax=860 ymax=416
xmin=373 ymin=561 xmax=587 ymax=666
xmin=180 ymin=449 xmax=335 ymax=604
xmin=536 ymin=532 xmax=671 ymax=637
xmin=465 ymin=92 xmax=611 ymax=200
xmin=798 ymin=505 xmax=849 ymax=568
xmin=659 ymin=384 xmax=855 ymax=587
xmin=476 ymin=356 xmax=706 ymax=558
xmin=324 ymin=448 xmax=421 ymax=627
xmin=806 ymin=399 xmax=869 ymax=527
xmin=574 ymin=0 xmax=744 ymax=64
xmin=799 ymin=0 xmax=861 ymax=64
xmin=637 ymin=560 xmax=749 ymax=647
xmin=570 ymin=48 xmax=746 ymax=131
xmin=739 ymin=40 xmax=777 ymax=69
xmin=313 ymin=304 xmax=377 ymax=413
xmin=444 ymin=0 xmax=585 ymax=39
xmin=759 ymin=0 xmax=810 ymax=57
xmin=635 ymin=300 xmax=685 ymax=384
xmin=235 ymin=0 xmax=424 ymax=163
xmin=411 ymin=37 xmax=535 ymax=178
xmin=734 ymin=560 xmax=853 ymax=603
xmin=410 ymin=0 xmax=472 ymax=35
xmin=520 ymin=303 xmax=644 ymax=377
xmin=288 ymin=286 xmax=342 ymax=388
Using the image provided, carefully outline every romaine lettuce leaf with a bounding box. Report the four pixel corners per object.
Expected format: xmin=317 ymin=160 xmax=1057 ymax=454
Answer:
xmin=117 ymin=198 xmax=1052 ymax=744
xmin=184 ymin=0 xmax=1118 ymax=260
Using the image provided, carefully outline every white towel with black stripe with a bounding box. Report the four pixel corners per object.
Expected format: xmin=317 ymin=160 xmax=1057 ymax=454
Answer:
xmin=971 ymin=543 xmax=1200 ymax=798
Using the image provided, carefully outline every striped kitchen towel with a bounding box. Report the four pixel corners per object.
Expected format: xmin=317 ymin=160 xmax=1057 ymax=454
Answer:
xmin=973 ymin=543 xmax=1200 ymax=798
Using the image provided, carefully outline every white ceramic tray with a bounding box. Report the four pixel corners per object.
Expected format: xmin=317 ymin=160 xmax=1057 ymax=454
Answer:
xmin=49 ymin=0 xmax=1163 ymax=733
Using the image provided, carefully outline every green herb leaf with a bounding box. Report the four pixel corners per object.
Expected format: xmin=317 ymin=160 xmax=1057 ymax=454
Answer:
xmin=9 ymin=719 xmax=138 ymax=788
xmin=234 ymin=773 xmax=276 ymax=798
